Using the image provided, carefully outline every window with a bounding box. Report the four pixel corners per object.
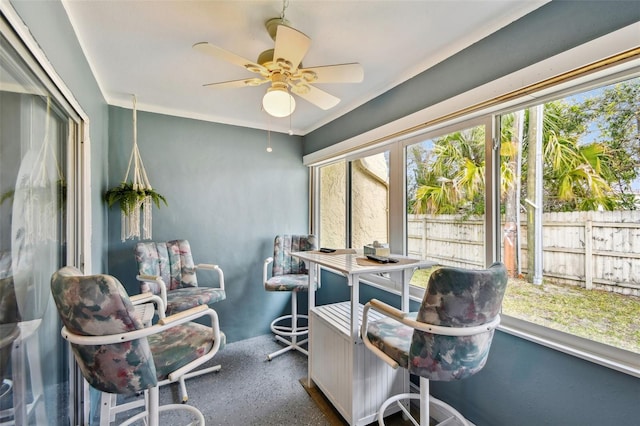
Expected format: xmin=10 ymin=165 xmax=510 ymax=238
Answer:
xmin=351 ymin=150 xmax=390 ymax=249
xmin=498 ymin=76 xmax=640 ymax=355
xmin=310 ymin=32 xmax=639 ymax=375
xmin=405 ymin=121 xmax=489 ymax=287
xmin=317 ymin=148 xmax=391 ymax=252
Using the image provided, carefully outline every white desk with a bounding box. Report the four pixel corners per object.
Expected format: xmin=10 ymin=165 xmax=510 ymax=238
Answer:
xmin=292 ymin=251 xmax=436 ymax=425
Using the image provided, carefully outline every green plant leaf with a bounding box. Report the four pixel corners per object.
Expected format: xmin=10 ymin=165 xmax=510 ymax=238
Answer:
xmin=104 ymin=181 xmax=167 ymax=214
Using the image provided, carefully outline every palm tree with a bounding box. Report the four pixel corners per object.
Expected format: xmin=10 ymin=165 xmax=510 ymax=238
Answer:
xmin=411 ymin=98 xmax=622 ymax=216
xmin=530 ymin=100 xmax=616 ymax=212
xmin=409 ymin=78 xmax=639 ymax=282
xmin=411 ymin=126 xmax=486 ymax=215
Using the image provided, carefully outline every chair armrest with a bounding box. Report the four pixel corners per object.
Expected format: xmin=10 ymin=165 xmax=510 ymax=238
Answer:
xmin=160 ymin=305 xmax=223 ymax=381
xmin=361 ymin=298 xmax=501 ymax=369
xmin=61 ymin=301 xmax=224 ymax=388
xmin=195 ymin=263 xmax=225 ymax=291
xmin=362 ymin=298 xmax=501 ymax=340
xmin=404 ymin=314 xmax=501 ymax=337
xmin=368 ymin=298 xmax=407 ymax=322
xmin=262 ymin=257 xmax=274 ymax=287
xmin=129 ymin=292 xmax=153 ymax=304
xmin=157 ymin=304 xmax=208 ymax=325
xmin=361 ymin=299 xmax=401 ymax=369
xmin=129 ymin=292 xmax=166 ymax=319
xmin=136 ymin=275 xmax=167 ymax=313
xmin=137 ymin=274 xmax=161 ymax=281
xmin=61 ymin=304 xmax=220 ymax=346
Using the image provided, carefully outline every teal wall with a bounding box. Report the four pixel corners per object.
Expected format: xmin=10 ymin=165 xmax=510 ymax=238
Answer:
xmin=303 ymin=1 xmax=640 ymax=425
xmin=107 ymin=106 xmax=308 ymax=342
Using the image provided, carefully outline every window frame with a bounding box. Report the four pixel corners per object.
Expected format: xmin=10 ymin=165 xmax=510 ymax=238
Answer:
xmin=308 ymin=24 xmax=640 ymax=377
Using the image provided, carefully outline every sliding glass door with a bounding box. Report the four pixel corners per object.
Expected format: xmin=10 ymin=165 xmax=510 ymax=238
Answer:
xmin=1 ymin=23 xmax=83 ymax=424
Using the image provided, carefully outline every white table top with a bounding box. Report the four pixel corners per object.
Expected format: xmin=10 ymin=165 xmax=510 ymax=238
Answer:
xmin=292 ymin=250 xmax=437 ymax=275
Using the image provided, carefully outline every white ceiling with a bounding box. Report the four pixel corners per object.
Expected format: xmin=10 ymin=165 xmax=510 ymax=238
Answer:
xmin=62 ymin=0 xmax=549 ymax=135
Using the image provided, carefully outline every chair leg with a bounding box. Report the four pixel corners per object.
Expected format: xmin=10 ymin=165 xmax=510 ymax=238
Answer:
xmin=98 ymin=365 xmax=220 ymax=423
xmin=117 ymin=386 xmax=205 ymax=426
xmin=157 ymin=363 xmax=222 ymax=403
xmin=420 ymin=377 xmax=429 ymax=426
xmin=99 ymin=391 xmax=146 ymax=425
xmin=99 ymin=393 xmax=114 ymax=426
xmin=148 ymin=387 xmax=159 ymax=426
xmin=377 ymin=377 xmax=470 ymax=426
xmin=267 ymin=291 xmax=309 ymax=360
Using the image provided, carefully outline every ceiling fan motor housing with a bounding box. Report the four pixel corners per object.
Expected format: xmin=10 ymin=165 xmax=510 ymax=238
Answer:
xmin=265 ymin=17 xmax=290 ymax=40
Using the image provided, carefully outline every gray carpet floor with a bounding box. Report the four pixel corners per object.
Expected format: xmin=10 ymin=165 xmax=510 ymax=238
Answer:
xmin=116 ymin=334 xmax=332 ymax=425
xmin=114 ymin=334 xmax=417 ymax=425
xmin=171 ymin=334 xmax=331 ymax=425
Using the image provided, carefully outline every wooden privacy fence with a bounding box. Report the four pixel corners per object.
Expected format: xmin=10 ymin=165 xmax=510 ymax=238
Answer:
xmin=407 ymin=211 xmax=640 ymax=296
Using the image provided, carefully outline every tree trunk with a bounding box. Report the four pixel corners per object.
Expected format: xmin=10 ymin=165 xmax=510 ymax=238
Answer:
xmin=526 ymin=106 xmax=544 ymax=285
xmin=503 ymin=112 xmax=523 ymax=277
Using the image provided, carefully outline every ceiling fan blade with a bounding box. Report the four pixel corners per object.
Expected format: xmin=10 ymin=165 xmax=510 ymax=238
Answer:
xmin=193 ymin=42 xmax=267 ymax=74
xmin=291 ymin=84 xmax=340 ymax=110
xmin=203 ymin=78 xmax=269 ymax=89
xmin=298 ymin=63 xmax=364 ymax=84
xmin=273 ymin=25 xmax=311 ymax=71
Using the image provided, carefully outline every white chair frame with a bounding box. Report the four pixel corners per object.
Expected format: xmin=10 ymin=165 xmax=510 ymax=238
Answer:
xmin=63 ymin=304 xmax=222 ymax=426
xmin=95 ymin=292 xmax=165 ymax=425
xmin=135 ymin=265 xmax=225 ymax=401
xmin=0 ymin=320 xmax=47 ymax=426
xmin=136 ymin=261 xmax=225 ymax=317
xmin=361 ymin=299 xmax=501 ymax=426
xmin=262 ymin=256 xmax=310 ymax=360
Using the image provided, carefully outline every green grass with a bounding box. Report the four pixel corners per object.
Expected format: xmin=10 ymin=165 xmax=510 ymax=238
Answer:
xmin=411 ymin=269 xmax=640 ymax=353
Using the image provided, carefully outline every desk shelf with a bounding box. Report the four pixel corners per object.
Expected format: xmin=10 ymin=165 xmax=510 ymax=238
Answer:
xmin=310 ymin=302 xmax=406 ymax=426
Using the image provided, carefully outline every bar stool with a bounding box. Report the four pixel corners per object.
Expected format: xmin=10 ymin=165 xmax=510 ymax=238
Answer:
xmin=262 ymin=234 xmax=317 ymax=360
xmin=362 ymin=263 xmax=508 ymax=425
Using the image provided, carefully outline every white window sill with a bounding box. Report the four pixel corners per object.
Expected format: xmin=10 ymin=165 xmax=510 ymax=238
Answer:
xmin=499 ymin=315 xmax=640 ymax=378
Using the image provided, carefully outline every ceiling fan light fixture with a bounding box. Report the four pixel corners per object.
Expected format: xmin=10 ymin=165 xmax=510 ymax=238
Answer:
xmin=263 ymin=86 xmax=296 ymax=118
xmin=196 ymin=0 xmax=363 ymax=118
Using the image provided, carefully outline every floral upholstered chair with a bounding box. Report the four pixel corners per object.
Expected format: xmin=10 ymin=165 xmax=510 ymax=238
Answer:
xmin=51 ymin=266 xmax=225 ymax=426
xmin=361 ymin=262 xmax=508 ymax=426
xmin=134 ymin=239 xmax=225 ymax=316
xmin=262 ymin=234 xmax=317 ymax=360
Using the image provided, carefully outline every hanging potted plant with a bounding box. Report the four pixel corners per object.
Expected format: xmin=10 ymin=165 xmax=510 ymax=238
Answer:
xmin=104 ymin=95 xmax=167 ymax=241
xmin=104 ymin=182 xmax=167 ymax=220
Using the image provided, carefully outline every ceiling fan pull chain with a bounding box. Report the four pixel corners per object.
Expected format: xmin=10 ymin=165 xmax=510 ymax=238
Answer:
xmin=289 ymin=95 xmax=293 ymax=135
xmin=266 ymin=110 xmax=273 ymax=152
xmin=280 ymin=0 xmax=289 ymax=20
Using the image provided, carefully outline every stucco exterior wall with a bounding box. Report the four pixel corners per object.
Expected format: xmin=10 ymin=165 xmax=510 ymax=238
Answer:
xmin=319 ymin=154 xmax=389 ymax=248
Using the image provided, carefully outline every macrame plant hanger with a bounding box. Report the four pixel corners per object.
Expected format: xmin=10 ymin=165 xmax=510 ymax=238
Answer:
xmin=122 ymin=95 xmax=153 ymax=241
xmin=27 ymin=95 xmax=64 ymax=243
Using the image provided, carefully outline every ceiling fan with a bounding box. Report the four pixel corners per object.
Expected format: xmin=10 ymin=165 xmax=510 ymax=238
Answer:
xmin=193 ymin=15 xmax=364 ymax=118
